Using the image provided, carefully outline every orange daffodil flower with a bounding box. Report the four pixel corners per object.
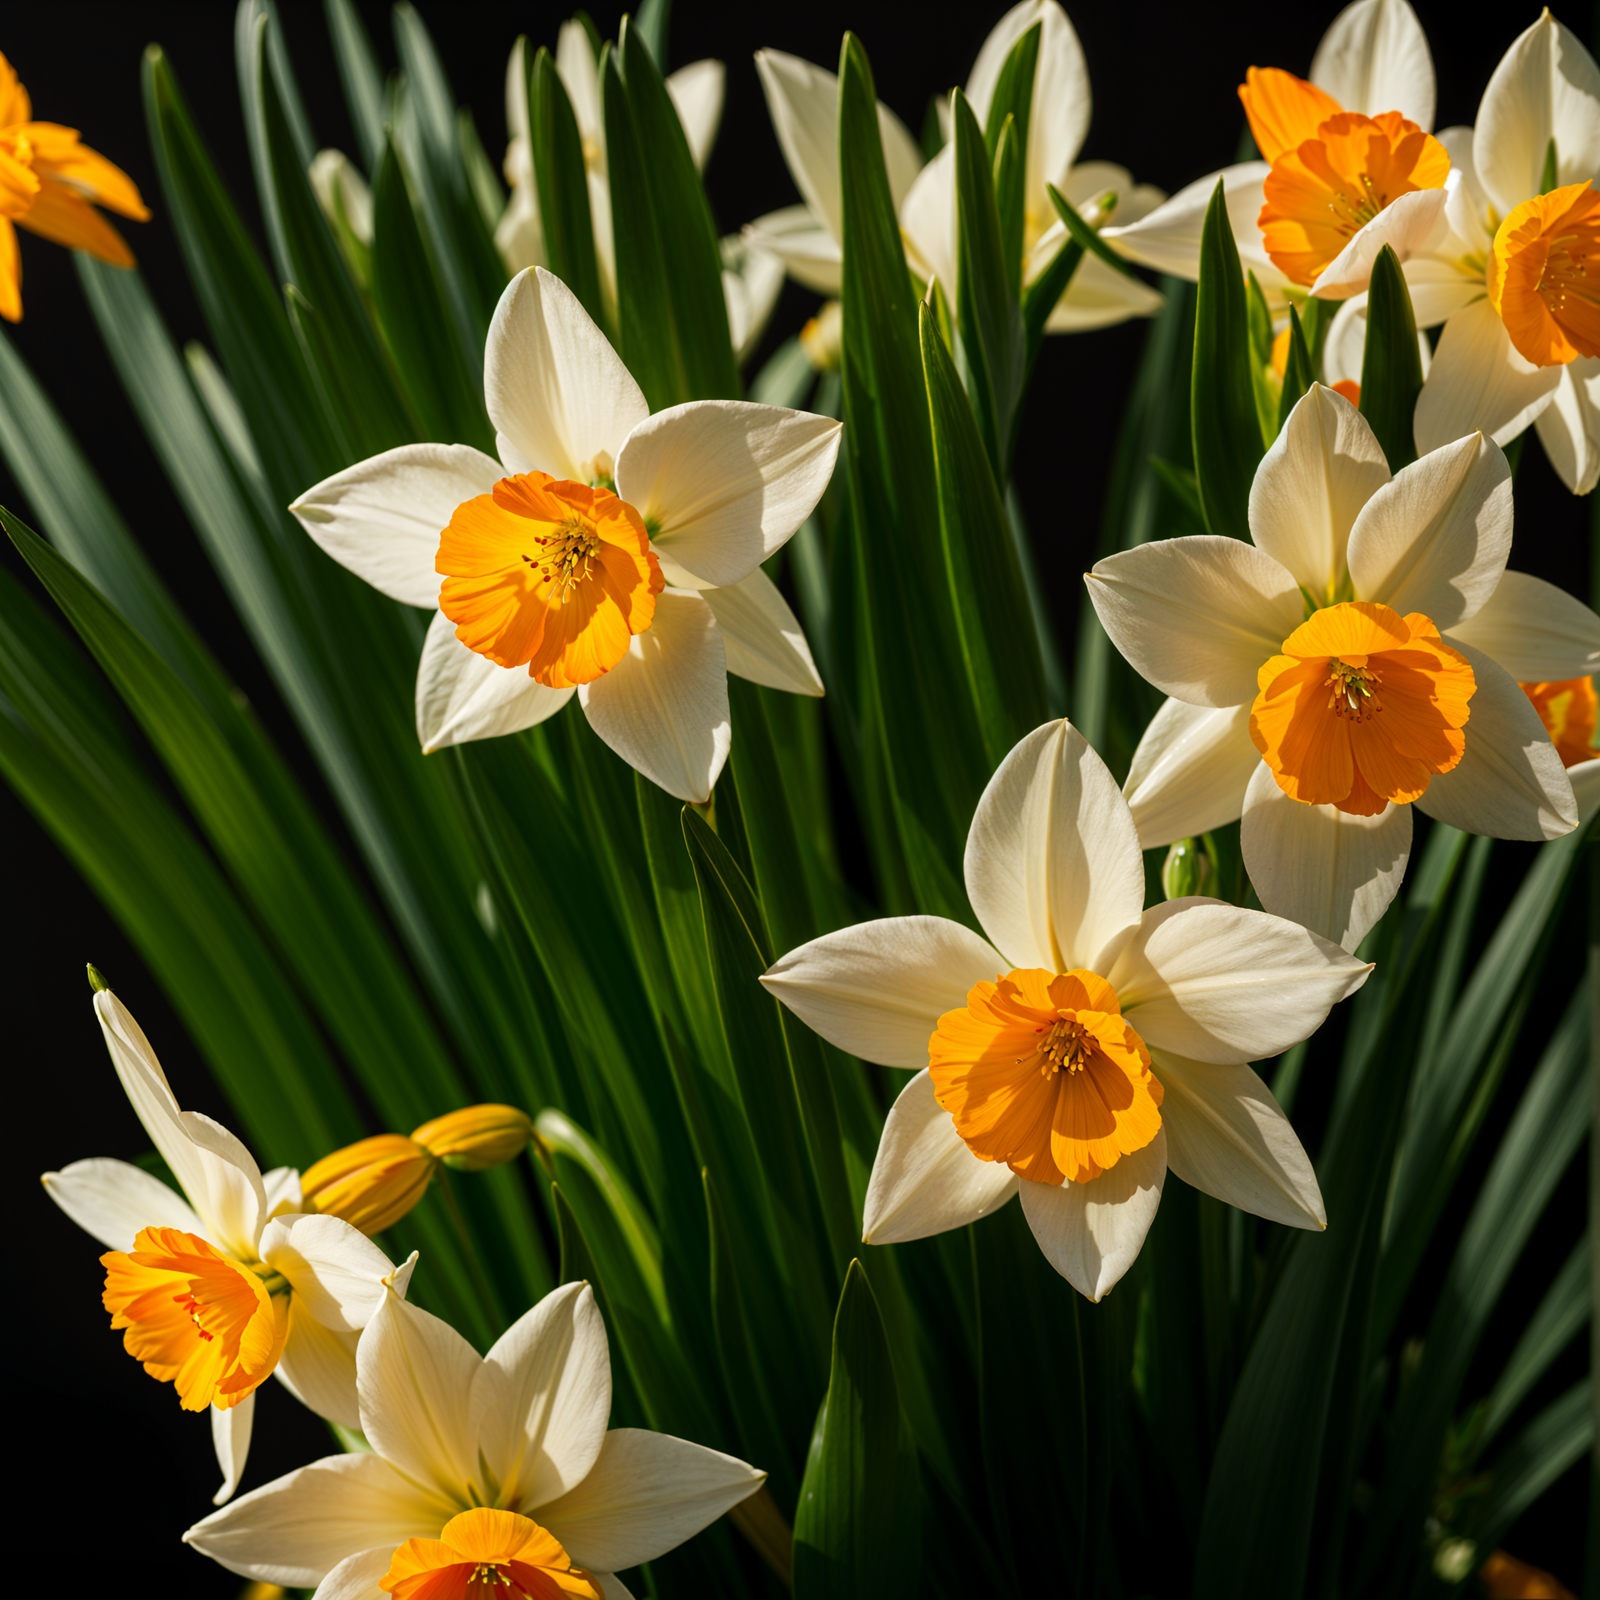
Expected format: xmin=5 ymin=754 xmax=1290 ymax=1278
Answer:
xmin=41 ymin=987 xmax=414 ymax=1505
xmin=186 ymin=1281 xmax=764 ymax=1599
xmin=1089 ymin=386 xmax=1596 ymax=953
xmin=291 ymin=266 xmax=840 ymax=802
xmin=0 ymin=49 xmax=150 ymax=321
xmin=762 ymin=721 xmax=1371 ymax=1302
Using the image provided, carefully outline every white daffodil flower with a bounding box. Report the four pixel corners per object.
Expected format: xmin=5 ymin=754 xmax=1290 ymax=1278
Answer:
xmin=742 ymin=47 xmax=926 ymax=295
xmin=762 ymin=720 xmax=1371 ymax=1303
xmin=291 ymin=266 xmax=840 ymax=803
xmin=1088 ymin=385 xmax=1593 ymax=952
xmin=898 ymin=0 xmax=1165 ymax=334
xmin=1106 ymin=0 xmax=1439 ymax=316
xmin=42 ymin=987 xmax=413 ymax=1505
xmin=186 ymin=1280 xmax=764 ymax=1600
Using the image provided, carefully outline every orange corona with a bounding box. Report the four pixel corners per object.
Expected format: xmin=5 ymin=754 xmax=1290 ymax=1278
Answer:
xmin=380 ymin=1508 xmax=602 ymax=1599
xmin=1488 ymin=182 xmax=1600 ymax=367
xmin=1521 ymin=676 xmax=1597 ymax=769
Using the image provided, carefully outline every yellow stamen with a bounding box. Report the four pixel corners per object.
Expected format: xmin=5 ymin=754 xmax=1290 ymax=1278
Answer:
xmin=1488 ymin=182 xmax=1600 ymax=366
xmin=380 ymin=1507 xmax=603 ymax=1599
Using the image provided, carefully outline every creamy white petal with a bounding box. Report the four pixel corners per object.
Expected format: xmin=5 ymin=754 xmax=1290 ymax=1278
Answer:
xmin=665 ymin=60 xmax=724 ymax=171
xmin=1402 ymin=258 xmax=1486 ymax=330
xmin=496 ymin=177 xmax=546 ymax=278
xmin=415 ymin=610 xmax=575 ymax=753
xmin=1346 ymin=429 xmax=1512 ymax=628
xmin=615 ymin=401 xmax=841 ymax=589
xmin=1532 ymin=357 xmax=1600 ymax=496
xmin=1239 ymin=762 xmax=1412 ymax=951
xmin=578 ymin=589 xmax=730 ymax=804
xmin=722 ymin=234 xmax=786 ymax=363
xmin=1018 ymin=1132 xmax=1166 ymax=1302
xmin=1325 ymin=291 xmax=1444 ymax=387
xmin=740 ymin=206 xmax=842 ymax=296
xmin=211 ymin=1392 xmax=254 ymax=1506
xmin=861 ymin=1069 xmax=1020 ymax=1243
xmin=1151 ymin=1049 xmax=1325 ymax=1229
xmin=358 ymin=1289 xmax=484 ymax=1501
xmin=42 ymin=1156 xmax=204 ymax=1251
xmin=702 ymin=569 xmax=823 ymax=696
xmin=1041 ymin=245 xmax=1166 ymax=332
xmin=1310 ymin=0 xmax=1435 ymax=125
xmin=1250 ymin=384 xmax=1390 ymax=601
xmin=180 ymin=1112 xmax=272 ymax=1262
xmin=555 ymin=22 xmax=602 ymax=141
xmin=1312 ymin=185 xmax=1450 ymax=299
xmin=1123 ymin=699 xmax=1258 ymax=848
xmin=184 ymin=1451 xmax=450 ymax=1587
xmin=476 ymin=1282 xmax=612 ymax=1510
xmin=898 ymin=143 xmax=956 ymax=298
xmin=1568 ymin=758 xmax=1600 ymax=826
xmin=1109 ymin=896 xmax=1373 ymax=1061
xmin=313 ymin=1546 xmax=397 ymax=1600
xmin=536 ymin=1428 xmax=763 ymax=1571
xmin=289 ymin=445 xmax=501 ymax=609
xmin=761 ymin=915 xmax=1005 ymax=1069
xmin=1086 ymin=537 xmax=1302 ymax=707
xmin=1447 ymin=570 xmax=1600 ymax=681
xmin=1413 ymin=299 xmax=1562 ymax=455
xmin=485 ymin=268 xmax=648 ymax=483
xmin=261 ymin=1213 xmax=398 ymax=1334
xmin=1417 ymin=640 xmax=1577 ymax=839
xmin=595 ymin=1576 xmax=637 ymax=1600
xmin=755 ymin=49 xmax=849 ymax=246
xmin=261 ymin=1165 xmax=302 ymax=1215
xmin=276 ymin=1302 xmax=362 ymax=1430
xmin=1473 ymin=11 xmax=1600 ymax=222
xmin=964 ymin=719 xmax=1146 ymax=972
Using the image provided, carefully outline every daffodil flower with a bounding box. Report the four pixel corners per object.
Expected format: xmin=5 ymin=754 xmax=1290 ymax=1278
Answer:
xmin=762 ymin=720 xmax=1370 ymax=1303
xmin=0 ymin=48 xmax=149 ymax=322
xmin=42 ymin=987 xmax=414 ymax=1504
xmin=898 ymin=0 xmax=1166 ymax=334
xmin=1105 ymin=0 xmax=1439 ymax=315
xmin=185 ymin=1280 xmax=764 ymax=1599
xmin=291 ymin=266 xmax=840 ymax=802
xmin=1088 ymin=385 xmax=1594 ymax=952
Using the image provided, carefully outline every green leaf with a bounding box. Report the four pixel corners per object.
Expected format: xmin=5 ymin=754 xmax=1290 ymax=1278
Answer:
xmin=1275 ymin=303 xmax=1316 ymax=430
xmin=1359 ymin=244 xmax=1422 ymax=471
xmin=323 ymin=0 xmax=386 ymax=171
xmin=1245 ymin=271 xmax=1279 ymax=446
xmin=528 ymin=45 xmax=606 ymax=330
xmin=1462 ymin=1380 xmax=1592 ymax=1561
xmin=981 ymin=21 xmax=1039 ymax=172
xmin=792 ymin=1261 xmax=920 ymax=1599
xmin=633 ymin=0 xmax=672 ymax=66
xmin=1539 ymin=135 xmax=1559 ymax=194
xmin=1045 ymin=180 xmax=1144 ymax=280
xmin=1190 ymin=179 xmax=1262 ymax=541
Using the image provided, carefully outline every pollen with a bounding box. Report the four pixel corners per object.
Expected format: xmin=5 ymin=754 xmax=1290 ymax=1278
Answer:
xmin=1488 ymin=181 xmax=1600 ymax=366
xmin=1326 ymin=658 xmax=1382 ymax=720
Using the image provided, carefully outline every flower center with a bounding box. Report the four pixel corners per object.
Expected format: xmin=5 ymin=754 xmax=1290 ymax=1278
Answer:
xmin=1249 ymin=600 xmax=1475 ymax=816
xmin=929 ymin=967 xmax=1163 ymax=1186
xmin=1487 ymin=181 xmax=1600 ymax=367
xmin=436 ymin=471 xmax=664 ymax=690
xmin=100 ymin=1226 xmax=289 ymax=1413
xmin=380 ymin=1508 xmax=602 ymax=1599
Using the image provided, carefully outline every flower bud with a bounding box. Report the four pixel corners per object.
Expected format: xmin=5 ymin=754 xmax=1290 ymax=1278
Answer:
xmin=1161 ymin=837 xmax=1212 ymax=902
xmin=410 ymin=1104 xmax=534 ymax=1172
xmin=300 ymin=1133 xmax=435 ymax=1236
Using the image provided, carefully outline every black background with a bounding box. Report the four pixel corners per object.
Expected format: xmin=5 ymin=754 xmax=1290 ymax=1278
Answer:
xmin=3 ymin=1 xmax=1588 ymax=1594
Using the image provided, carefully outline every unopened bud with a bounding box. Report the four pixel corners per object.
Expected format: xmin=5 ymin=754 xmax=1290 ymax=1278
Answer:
xmin=301 ymin=1133 xmax=434 ymax=1236
xmin=1161 ymin=837 xmax=1212 ymax=902
xmin=410 ymin=1104 xmax=534 ymax=1171
xmin=800 ymin=300 xmax=843 ymax=372
xmin=308 ymin=149 xmax=373 ymax=247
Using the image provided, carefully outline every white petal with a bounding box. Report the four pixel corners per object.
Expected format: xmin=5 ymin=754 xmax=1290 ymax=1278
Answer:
xmin=313 ymin=1546 xmax=398 ymax=1600
xmin=496 ymin=178 xmax=547 ymax=278
xmin=1239 ymin=762 xmax=1412 ymax=951
xmin=277 ymin=1305 xmax=361 ymax=1431
xmin=616 ymin=401 xmax=841 ymax=589
xmin=1568 ymin=758 xmax=1600 ymax=826
xmin=578 ymin=590 xmax=730 ymax=804
xmin=721 ymin=234 xmax=786 ymax=363
xmin=1413 ymin=299 xmax=1562 ymax=456
xmin=1086 ymin=537 xmax=1302 ymax=707
xmin=42 ymin=1156 xmax=203 ymax=1251
xmin=485 ymin=268 xmax=647 ymax=483
xmin=1250 ymin=384 xmax=1391 ymax=602
xmin=261 ymin=1213 xmax=399 ymax=1334
xmin=1447 ymin=570 xmax=1600 ymax=682
xmin=289 ymin=445 xmax=501 ymax=609
xmin=1041 ymin=244 xmax=1166 ymax=332
xmin=595 ymin=1576 xmax=637 ymax=1600
xmin=555 ymin=22 xmax=603 ymax=141
xmin=211 ymin=1392 xmax=254 ymax=1506
xmin=862 ymin=1069 xmax=1020 ymax=1243
xmin=475 ymin=1282 xmax=612 ymax=1510
xmin=1123 ymin=700 xmax=1259 ymax=849
xmin=1325 ymin=292 xmax=1440 ymax=386
xmin=1417 ymin=640 xmax=1578 ymax=839
xmin=701 ymin=569 xmax=823 ymax=696
xmin=536 ymin=1428 xmax=763 ymax=1571
xmin=740 ymin=206 xmax=842 ymax=296
xmin=1310 ymin=0 xmax=1436 ymax=126
xmin=665 ymin=60 xmax=724 ymax=171
xmin=964 ymin=720 xmax=1146 ymax=972
xmin=1312 ymin=185 xmax=1451 ymax=299
xmin=1532 ymin=357 xmax=1600 ymax=496
xmin=184 ymin=1452 xmax=450 ymax=1587
xmin=1018 ymin=1132 xmax=1166 ymax=1302
xmin=261 ymin=1166 xmax=302 ymax=1215
xmin=1151 ymin=1049 xmax=1324 ymax=1229
xmin=415 ymin=610 xmax=575 ymax=753
xmin=898 ymin=143 xmax=956 ymax=299
xmin=1346 ymin=428 xmax=1512 ymax=628
xmin=1108 ymin=897 xmax=1373 ymax=1062
xmin=761 ymin=915 xmax=1005 ymax=1069
xmin=1473 ymin=11 xmax=1600 ymax=222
